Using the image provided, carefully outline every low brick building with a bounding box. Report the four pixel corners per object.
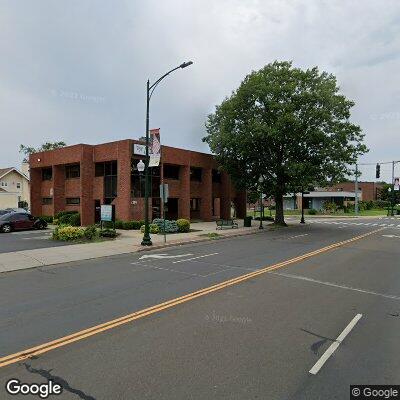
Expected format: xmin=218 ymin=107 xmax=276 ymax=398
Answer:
xmin=326 ymin=181 xmax=384 ymax=201
xmin=29 ymin=139 xmax=246 ymax=225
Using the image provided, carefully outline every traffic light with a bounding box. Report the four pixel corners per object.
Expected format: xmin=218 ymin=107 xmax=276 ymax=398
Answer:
xmin=376 ymin=163 xmax=381 ymax=179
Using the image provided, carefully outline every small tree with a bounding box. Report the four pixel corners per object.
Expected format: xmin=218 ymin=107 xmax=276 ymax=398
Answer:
xmin=20 ymin=141 xmax=67 ymax=162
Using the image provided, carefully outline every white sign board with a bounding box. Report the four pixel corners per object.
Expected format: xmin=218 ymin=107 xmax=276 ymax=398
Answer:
xmin=133 ymin=144 xmax=146 ymax=156
xmin=149 ymin=154 xmax=161 ymax=167
xmin=100 ymin=205 xmax=113 ymax=222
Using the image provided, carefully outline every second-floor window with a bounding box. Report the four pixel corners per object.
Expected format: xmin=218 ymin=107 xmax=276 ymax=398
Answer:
xmin=42 ymin=168 xmax=53 ymax=181
xmin=65 ymin=164 xmax=80 ymax=179
xmin=190 ymin=167 xmax=202 ymax=182
xmin=66 ymin=197 xmax=80 ymax=205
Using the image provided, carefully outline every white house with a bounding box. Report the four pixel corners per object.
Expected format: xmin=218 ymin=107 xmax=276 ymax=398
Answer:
xmin=0 ymin=165 xmax=30 ymax=210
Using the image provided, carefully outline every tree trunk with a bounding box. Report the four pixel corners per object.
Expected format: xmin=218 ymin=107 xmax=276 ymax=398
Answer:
xmin=274 ymin=191 xmax=287 ymax=226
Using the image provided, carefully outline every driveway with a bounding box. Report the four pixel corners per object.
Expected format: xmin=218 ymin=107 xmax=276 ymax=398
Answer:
xmin=0 ymin=229 xmax=70 ymax=253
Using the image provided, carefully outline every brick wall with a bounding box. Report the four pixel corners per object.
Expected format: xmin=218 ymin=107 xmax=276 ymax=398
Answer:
xmin=29 ymin=140 xmax=246 ymax=223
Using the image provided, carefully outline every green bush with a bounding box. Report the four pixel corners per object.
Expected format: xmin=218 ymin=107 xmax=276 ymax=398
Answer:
xmin=114 ymin=220 xmax=124 ymax=229
xmin=84 ymin=225 xmax=98 ymax=240
xmin=140 ymin=224 xmax=159 ymax=234
xmin=53 ymin=226 xmax=85 ymax=241
xmin=100 ymin=229 xmax=118 ymax=238
xmin=308 ymin=209 xmax=317 ymax=215
xmin=152 ymin=218 xmax=179 ymax=233
xmin=58 ymin=212 xmax=80 ymax=226
xmin=55 ymin=211 xmax=78 ymax=219
xmin=40 ymin=215 xmax=53 ymax=223
xmin=176 ymin=219 xmax=190 ymax=233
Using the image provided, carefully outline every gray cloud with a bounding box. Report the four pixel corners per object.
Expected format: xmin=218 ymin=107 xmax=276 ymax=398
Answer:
xmin=1 ymin=0 xmax=400 ymax=181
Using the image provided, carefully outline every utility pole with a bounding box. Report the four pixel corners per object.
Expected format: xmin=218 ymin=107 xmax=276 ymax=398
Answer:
xmin=355 ymin=163 xmax=359 ymax=216
xmin=391 ymin=160 xmax=395 ymax=216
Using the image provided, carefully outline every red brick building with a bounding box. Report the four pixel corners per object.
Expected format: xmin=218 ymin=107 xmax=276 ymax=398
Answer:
xmin=326 ymin=181 xmax=384 ymax=201
xmin=29 ymin=139 xmax=246 ymax=226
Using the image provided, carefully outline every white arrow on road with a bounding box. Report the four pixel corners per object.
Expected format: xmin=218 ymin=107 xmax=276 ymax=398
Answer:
xmin=138 ymin=253 xmax=193 ymax=260
xmin=382 ymin=234 xmax=400 ymax=239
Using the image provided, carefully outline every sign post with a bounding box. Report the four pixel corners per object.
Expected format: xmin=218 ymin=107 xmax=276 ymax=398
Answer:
xmin=100 ymin=204 xmax=115 ymax=231
xmin=160 ymin=183 xmax=169 ymax=243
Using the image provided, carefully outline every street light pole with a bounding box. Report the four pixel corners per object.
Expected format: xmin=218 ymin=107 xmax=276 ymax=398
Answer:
xmin=141 ymin=61 xmax=193 ymax=246
xmin=354 ymin=163 xmax=359 ymax=216
xmin=258 ymin=176 xmax=264 ymax=230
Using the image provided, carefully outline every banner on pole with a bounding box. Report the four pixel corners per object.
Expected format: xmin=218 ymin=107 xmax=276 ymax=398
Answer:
xmin=394 ymin=177 xmax=400 ymax=191
xmin=149 ymin=128 xmax=161 ymax=167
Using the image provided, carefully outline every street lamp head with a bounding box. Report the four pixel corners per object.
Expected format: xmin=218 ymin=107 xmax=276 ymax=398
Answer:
xmin=137 ymin=160 xmax=145 ymax=172
xmin=258 ymin=176 xmax=264 ymax=184
xmin=180 ymin=61 xmax=193 ymax=69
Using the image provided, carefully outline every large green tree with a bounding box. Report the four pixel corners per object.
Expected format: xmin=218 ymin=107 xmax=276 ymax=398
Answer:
xmin=203 ymin=61 xmax=367 ymax=225
xmin=19 ymin=141 xmax=67 ymax=162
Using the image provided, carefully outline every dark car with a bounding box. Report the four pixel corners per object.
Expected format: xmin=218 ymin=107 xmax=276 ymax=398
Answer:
xmin=0 ymin=213 xmax=47 ymax=233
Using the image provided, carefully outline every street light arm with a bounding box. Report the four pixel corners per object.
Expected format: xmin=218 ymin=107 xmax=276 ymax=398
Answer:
xmin=149 ymin=61 xmax=193 ymax=100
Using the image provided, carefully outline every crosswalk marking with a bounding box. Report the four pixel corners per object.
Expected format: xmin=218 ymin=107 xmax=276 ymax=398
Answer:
xmin=308 ymin=220 xmax=400 ymax=229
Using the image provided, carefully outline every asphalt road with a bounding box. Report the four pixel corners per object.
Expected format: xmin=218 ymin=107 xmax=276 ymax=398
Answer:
xmin=0 ymin=229 xmax=69 ymax=253
xmin=1 ymin=217 xmax=399 ymax=399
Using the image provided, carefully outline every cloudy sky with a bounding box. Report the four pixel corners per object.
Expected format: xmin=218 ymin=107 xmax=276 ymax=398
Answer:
xmin=1 ymin=0 xmax=400 ymax=181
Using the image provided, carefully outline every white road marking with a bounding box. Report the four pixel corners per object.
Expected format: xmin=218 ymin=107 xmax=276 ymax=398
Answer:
xmin=138 ymin=253 xmax=193 ymax=260
xmin=271 ymin=272 xmax=400 ymax=301
xmin=172 ymin=253 xmax=219 ymax=264
xmin=309 ymin=314 xmax=363 ymax=375
xmin=382 ymin=234 xmax=400 ymax=239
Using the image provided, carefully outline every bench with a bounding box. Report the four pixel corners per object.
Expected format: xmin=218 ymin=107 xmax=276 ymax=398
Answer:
xmin=216 ymin=219 xmax=238 ymax=230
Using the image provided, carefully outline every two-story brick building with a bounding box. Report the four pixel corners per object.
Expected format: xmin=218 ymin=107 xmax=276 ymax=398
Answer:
xmin=29 ymin=139 xmax=246 ymax=226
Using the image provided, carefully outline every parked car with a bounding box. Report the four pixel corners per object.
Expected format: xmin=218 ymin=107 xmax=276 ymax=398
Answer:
xmin=0 ymin=210 xmax=11 ymax=216
xmin=0 ymin=213 xmax=47 ymax=233
xmin=4 ymin=207 xmax=29 ymax=213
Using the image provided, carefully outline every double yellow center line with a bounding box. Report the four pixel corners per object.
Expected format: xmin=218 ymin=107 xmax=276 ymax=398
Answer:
xmin=0 ymin=228 xmax=383 ymax=368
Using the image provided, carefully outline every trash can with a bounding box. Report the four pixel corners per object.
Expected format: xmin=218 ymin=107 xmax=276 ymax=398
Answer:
xmin=244 ymin=216 xmax=252 ymax=227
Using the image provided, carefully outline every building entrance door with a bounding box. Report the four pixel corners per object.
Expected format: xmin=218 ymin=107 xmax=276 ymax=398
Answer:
xmin=165 ymin=198 xmax=178 ymax=220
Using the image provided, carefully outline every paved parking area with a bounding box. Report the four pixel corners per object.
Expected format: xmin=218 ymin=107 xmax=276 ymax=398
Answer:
xmin=0 ymin=229 xmax=69 ymax=253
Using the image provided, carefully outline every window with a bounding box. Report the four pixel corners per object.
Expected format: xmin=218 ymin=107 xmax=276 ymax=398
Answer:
xmin=65 ymin=164 xmax=80 ymax=179
xmin=42 ymin=168 xmax=53 ymax=181
xmin=66 ymin=197 xmax=80 ymax=205
xmin=95 ymin=161 xmax=117 ymax=177
xmin=131 ymin=159 xmax=160 ymax=198
xmin=190 ymin=167 xmax=202 ymax=182
xmin=164 ymin=164 xmax=180 ymax=180
xmin=42 ymin=197 xmax=53 ymax=205
xmin=190 ymin=198 xmax=201 ymax=211
xmin=16 ymin=182 xmax=21 ymax=189
xmin=212 ymin=169 xmax=221 ymax=183
xmin=1 ymin=181 xmax=7 ymax=187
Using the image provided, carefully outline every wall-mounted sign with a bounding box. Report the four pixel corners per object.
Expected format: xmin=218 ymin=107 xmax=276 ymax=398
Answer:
xmin=100 ymin=204 xmax=115 ymax=222
xmin=133 ymin=144 xmax=146 ymax=156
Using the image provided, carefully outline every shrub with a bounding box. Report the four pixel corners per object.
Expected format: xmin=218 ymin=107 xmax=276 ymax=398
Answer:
xmin=58 ymin=212 xmax=80 ymax=226
xmin=100 ymin=228 xmax=118 ymax=238
xmin=114 ymin=220 xmax=124 ymax=229
xmin=140 ymin=224 xmax=159 ymax=234
xmin=84 ymin=225 xmax=98 ymax=240
xmin=40 ymin=215 xmax=53 ymax=223
xmin=123 ymin=220 xmax=142 ymax=230
xmin=55 ymin=211 xmax=78 ymax=219
xmin=69 ymin=213 xmax=81 ymax=226
xmin=308 ymin=209 xmax=317 ymax=215
xmin=53 ymin=226 xmax=85 ymax=241
xmin=152 ymin=218 xmax=179 ymax=233
xmin=176 ymin=218 xmax=190 ymax=233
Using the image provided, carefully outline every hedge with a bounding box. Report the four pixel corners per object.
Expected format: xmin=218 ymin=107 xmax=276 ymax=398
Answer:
xmin=140 ymin=224 xmax=159 ymax=234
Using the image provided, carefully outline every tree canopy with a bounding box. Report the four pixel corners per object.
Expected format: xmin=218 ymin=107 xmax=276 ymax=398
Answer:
xmin=20 ymin=141 xmax=67 ymax=162
xmin=203 ymin=61 xmax=368 ymax=225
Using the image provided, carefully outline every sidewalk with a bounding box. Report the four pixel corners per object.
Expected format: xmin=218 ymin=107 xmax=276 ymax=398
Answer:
xmin=0 ymin=220 xmax=264 ymax=274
